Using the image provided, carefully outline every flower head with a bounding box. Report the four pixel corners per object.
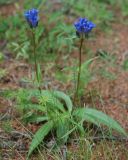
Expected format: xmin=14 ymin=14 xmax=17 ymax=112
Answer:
xmin=24 ymin=8 xmax=39 ymax=28
xmin=74 ymin=18 xmax=96 ymax=37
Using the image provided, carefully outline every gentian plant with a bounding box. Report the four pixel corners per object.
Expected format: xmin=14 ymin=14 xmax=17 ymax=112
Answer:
xmin=24 ymin=8 xmax=41 ymax=93
xmin=21 ymin=11 xmax=127 ymax=159
xmin=73 ymin=18 xmax=96 ymax=104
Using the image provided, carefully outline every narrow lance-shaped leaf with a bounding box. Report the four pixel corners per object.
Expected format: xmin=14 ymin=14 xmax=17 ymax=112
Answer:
xmin=27 ymin=121 xmax=53 ymax=158
xmin=52 ymin=90 xmax=73 ymax=113
xmin=56 ymin=117 xmax=69 ymax=144
xmin=23 ymin=114 xmax=48 ymax=123
xmin=73 ymin=108 xmax=127 ymax=136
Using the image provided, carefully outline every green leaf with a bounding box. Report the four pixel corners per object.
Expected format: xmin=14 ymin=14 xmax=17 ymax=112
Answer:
xmin=15 ymin=89 xmax=66 ymax=113
xmin=123 ymin=59 xmax=128 ymax=70
xmin=99 ymin=68 xmax=116 ymax=80
xmin=23 ymin=112 xmax=48 ymax=123
xmin=73 ymin=108 xmax=127 ymax=136
xmin=56 ymin=117 xmax=69 ymax=144
xmin=80 ymin=58 xmax=94 ymax=71
xmin=52 ymin=90 xmax=73 ymax=113
xmin=39 ymin=90 xmax=65 ymax=113
xmin=28 ymin=121 xmax=53 ymax=157
xmin=33 ymin=116 xmax=48 ymax=123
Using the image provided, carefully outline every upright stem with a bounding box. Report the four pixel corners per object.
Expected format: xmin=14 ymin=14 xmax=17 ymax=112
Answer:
xmin=31 ymin=29 xmax=41 ymax=93
xmin=74 ymin=37 xmax=84 ymax=104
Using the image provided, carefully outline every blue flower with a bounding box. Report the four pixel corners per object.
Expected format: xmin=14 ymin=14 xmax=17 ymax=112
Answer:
xmin=24 ymin=8 xmax=39 ymax=28
xmin=74 ymin=18 xmax=96 ymax=36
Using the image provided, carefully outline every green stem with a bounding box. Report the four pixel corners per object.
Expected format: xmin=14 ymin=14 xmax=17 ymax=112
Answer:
xmin=74 ymin=37 xmax=84 ymax=104
xmin=31 ymin=29 xmax=41 ymax=93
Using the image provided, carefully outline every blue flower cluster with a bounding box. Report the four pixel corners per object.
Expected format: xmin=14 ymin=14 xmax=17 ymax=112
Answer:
xmin=74 ymin=18 xmax=96 ymax=36
xmin=24 ymin=8 xmax=39 ymax=28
